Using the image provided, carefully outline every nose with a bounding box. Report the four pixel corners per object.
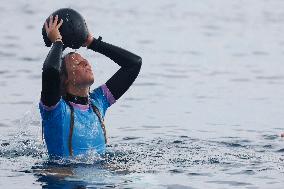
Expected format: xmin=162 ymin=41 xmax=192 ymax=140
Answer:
xmin=81 ymin=59 xmax=89 ymax=67
xmin=83 ymin=60 xmax=92 ymax=70
xmin=85 ymin=60 xmax=91 ymax=68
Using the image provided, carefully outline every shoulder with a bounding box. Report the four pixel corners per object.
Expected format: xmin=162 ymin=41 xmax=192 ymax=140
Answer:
xmin=90 ymin=84 xmax=116 ymax=106
xmin=39 ymin=98 xmax=68 ymax=121
xmin=89 ymin=84 xmax=116 ymax=117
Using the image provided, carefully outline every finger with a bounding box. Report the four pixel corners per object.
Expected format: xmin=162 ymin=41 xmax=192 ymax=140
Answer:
xmin=56 ymin=19 xmax=63 ymax=29
xmin=49 ymin=15 xmax=53 ymax=29
xmin=53 ymin=15 xmax=58 ymax=28
xmin=44 ymin=21 xmax=49 ymax=32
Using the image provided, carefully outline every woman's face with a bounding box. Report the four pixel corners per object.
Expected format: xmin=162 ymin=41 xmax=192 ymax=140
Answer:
xmin=64 ymin=53 xmax=94 ymax=88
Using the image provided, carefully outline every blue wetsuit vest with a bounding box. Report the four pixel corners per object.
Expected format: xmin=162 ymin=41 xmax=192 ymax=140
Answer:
xmin=39 ymin=85 xmax=114 ymax=157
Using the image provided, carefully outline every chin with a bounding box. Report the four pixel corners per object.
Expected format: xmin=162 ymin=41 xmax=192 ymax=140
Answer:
xmin=90 ymin=78 xmax=94 ymax=85
xmin=87 ymin=77 xmax=94 ymax=86
xmin=79 ymin=78 xmax=94 ymax=88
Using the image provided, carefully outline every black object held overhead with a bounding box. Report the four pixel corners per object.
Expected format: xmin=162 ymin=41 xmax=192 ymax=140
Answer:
xmin=42 ymin=8 xmax=88 ymax=49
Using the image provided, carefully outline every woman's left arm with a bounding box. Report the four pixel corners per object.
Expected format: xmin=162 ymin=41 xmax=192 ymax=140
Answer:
xmin=85 ymin=35 xmax=142 ymax=100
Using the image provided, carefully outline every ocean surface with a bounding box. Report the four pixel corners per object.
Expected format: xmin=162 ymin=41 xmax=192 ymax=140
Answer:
xmin=0 ymin=0 xmax=284 ymax=188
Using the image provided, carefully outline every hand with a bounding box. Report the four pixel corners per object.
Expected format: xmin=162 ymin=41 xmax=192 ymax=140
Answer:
xmin=45 ymin=15 xmax=63 ymax=43
xmin=82 ymin=34 xmax=94 ymax=47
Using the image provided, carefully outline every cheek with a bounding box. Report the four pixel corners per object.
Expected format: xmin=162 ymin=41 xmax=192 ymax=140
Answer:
xmin=66 ymin=70 xmax=79 ymax=83
xmin=69 ymin=70 xmax=77 ymax=80
xmin=76 ymin=69 xmax=93 ymax=81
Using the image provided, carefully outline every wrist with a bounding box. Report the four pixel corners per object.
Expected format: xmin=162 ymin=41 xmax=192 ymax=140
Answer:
xmin=54 ymin=37 xmax=62 ymax=43
xmin=87 ymin=38 xmax=94 ymax=47
xmin=87 ymin=36 xmax=102 ymax=51
xmin=84 ymin=36 xmax=94 ymax=47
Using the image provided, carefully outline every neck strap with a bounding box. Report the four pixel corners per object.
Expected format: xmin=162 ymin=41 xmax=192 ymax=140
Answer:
xmin=65 ymin=93 xmax=89 ymax=105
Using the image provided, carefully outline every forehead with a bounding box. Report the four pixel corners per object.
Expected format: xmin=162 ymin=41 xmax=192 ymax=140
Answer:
xmin=65 ymin=53 xmax=84 ymax=65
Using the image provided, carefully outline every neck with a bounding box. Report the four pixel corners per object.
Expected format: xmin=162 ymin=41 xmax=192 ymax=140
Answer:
xmin=67 ymin=85 xmax=89 ymax=97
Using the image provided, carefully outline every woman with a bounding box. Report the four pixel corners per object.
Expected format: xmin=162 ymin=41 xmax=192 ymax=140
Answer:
xmin=39 ymin=15 xmax=142 ymax=158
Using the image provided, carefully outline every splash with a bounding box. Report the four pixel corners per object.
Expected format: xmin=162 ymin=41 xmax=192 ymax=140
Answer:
xmin=0 ymin=103 xmax=46 ymax=160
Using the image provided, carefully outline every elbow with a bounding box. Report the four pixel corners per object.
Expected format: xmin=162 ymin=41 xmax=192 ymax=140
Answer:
xmin=137 ymin=56 xmax=142 ymax=66
xmin=135 ymin=56 xmax=142 ymax=74
xmin=135 ymin=56 xmax=142 ymax=69
xmin=129 ymin=56 xmax=142 ymax=75
xmin=127 ymin=55 xmax=142 ymax=71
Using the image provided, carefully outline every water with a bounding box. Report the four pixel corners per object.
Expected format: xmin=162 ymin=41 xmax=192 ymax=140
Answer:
xmin=0 ymin=0 xmax=284 ymax=188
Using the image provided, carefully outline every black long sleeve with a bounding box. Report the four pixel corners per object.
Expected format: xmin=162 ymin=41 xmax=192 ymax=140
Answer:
xmin=87 ymin=37 xmax=142 ymax=100
xmin=41 ymin=41 xmax=64 ymax=106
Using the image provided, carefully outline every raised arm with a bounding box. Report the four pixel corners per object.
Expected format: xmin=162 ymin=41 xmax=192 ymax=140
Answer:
xmin=41 ymin=15 xmax=64 ymax=107
xmin=86 ymin=36 xmax=142 ymax=100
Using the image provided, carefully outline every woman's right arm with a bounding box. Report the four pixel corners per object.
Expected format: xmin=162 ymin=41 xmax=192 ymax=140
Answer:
xmin=41 ymin=41 xmax=63 ymax=106
xmin=40 ymin=15 xmax=64 ymax=107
